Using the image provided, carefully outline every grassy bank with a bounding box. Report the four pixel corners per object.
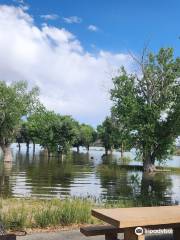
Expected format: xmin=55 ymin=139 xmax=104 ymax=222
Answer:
xmin=0 ymin=198 xmax=95 ymax=230
xmin=97 ymin=164 xmax=180 ymax=174
xmin=0 ymin=198 xmax=136 ymax=230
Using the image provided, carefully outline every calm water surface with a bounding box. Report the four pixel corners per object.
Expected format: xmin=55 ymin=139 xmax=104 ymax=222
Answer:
xmin=0 ymin=144 xmax=180 ymax=206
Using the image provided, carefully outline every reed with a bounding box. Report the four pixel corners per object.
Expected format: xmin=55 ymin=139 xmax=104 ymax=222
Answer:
xmin=0 ymin=196 xmax=174 ymax=230
xmin=0 ymin=198 xmax=99 ymax=229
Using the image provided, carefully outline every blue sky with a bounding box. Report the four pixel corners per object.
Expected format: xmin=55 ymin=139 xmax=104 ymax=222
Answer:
xmin=4 ymin=0 xmax=179 ymax=53
xmin=0 ymin=0 xmax=179 ymax=125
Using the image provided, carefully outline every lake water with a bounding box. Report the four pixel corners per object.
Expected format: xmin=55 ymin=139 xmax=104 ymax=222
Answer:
xmin=0 ymin=144 xmax=180 ymax=206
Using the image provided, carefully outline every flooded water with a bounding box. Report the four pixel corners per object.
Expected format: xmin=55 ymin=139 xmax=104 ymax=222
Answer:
xmin=0 ymin=144 xmax=180 ymax=205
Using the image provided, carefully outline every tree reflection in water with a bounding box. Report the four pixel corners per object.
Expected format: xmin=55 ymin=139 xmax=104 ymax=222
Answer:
xmin=0 ymin=147 xmax=179 ymax=205
xmin=97 ymin=160 xmax=175 ymax=206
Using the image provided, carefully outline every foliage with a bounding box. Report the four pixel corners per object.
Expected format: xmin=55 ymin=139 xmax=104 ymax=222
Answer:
xmin=25 ymin=110 xmax=77 ymax=155
xmin=16 ymin=107 xmax=96 ymax=154
xmin=97 ymin=116 xmax=131 ymax=155
xmin=52 ymin=115 xmax=77 ymax=154
xmin=72 ymin=121 xmax=82 ymax=151
xmin=97 ymin=117 xmax=116 ymax=154
xmin=0 ymin=80 xmax=39 ymax=147
xmin=111 ymin=48 xmax=180 ymax=171
xmin=80 ymin=124 xmax=95 ymax=150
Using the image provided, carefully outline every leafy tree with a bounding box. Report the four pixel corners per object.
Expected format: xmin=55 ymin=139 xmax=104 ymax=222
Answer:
xmin=16 ymin=121 xmax=24 ymax=151
xmin=72 ymin=121 xmax=82 ymax=152
xmin=111 ymin=48 xmax=180 ymax=172
xmin=25 ymin=105 xmax=46 ymax=153
xmin=72 ymin=123 xmax=95 ymax=152
xmin=0 ymin=80 xmax=39 ymax=162
xmin=26 ymin=110 xmax=76 ymax=157
xmin=52 ymin=115 xmax=77 ymax=156
xmin=80 ymin=124 xmax=95 ymax=151
xmin=27 ymin=110 xmax=58 ymax=156
xmin=19 ymin=122 xmax=32 ymax=152
xmin=97 ymin=117 xmax=116 ymax=155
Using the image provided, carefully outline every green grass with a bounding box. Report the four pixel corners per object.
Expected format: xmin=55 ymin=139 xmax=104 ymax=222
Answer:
xmin=1 ymin=196 xmax=176 ymax=230
xmin=0 ymin=198 xmax=100 ymax=229
xmin=0 ymin=197 xmax=144 ymax=230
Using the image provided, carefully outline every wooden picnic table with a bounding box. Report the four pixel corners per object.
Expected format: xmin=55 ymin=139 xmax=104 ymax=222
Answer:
xmin=92 ymin=205 xmax=180 ymax=240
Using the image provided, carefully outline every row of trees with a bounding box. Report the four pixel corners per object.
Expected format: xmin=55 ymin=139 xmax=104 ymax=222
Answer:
xmin=0 ymin=48 xmax=180 ymax=173
xmin=16 ymin=109 xmax=96 ymax=157
xmin=0 ymin=80 xmax=99 ymax=161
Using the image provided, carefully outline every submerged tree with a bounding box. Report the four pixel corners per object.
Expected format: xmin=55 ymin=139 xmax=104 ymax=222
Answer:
xmin=73 ymin=123 xmax=95 ymax=152
xmin=26 ymin=110 xmax=58 ymax=157
xmin=97 ymin=117 xmax=116 ymax=155
xmin=26 ymin=110 xmax=77 ymax=158
xmin=0 ymin=80 xmax=39 ymax=162
xmin=97 ymin=116 xmax=131 ymax=157
xmin=80 ymin=124 xmax=95 ymax=151
xmin=111 ymin=48 xmax=180 ymax=172
xmin=18 ymin=122 xmax=31 ymax=152
xmin=52 ymin=115 xmax=77 ymax=156
xmin=72 ymin=121 xmax=82 ymax=152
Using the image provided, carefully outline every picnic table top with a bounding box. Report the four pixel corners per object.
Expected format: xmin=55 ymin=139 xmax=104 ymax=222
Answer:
xmin=92 ymin=205 xmax=180 ymax=228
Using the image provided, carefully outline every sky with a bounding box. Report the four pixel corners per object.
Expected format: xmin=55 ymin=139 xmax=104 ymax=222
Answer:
xmin=0 ymin=0 xmax=179 ymax=126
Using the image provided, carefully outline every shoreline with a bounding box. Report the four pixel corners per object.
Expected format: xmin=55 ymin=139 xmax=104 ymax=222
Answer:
xmin=1 ymin=197 xmax=179 ymax=231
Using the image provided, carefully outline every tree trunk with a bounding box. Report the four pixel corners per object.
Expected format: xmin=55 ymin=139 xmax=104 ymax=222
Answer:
xmin=121 ymin=142 xmax=124 ymax=158
xmin=58 ymin=153 xmax=64 ymax=161
xmin=18 ymin=143 xmax=21 ymax=152
xmin=47 ymin=149 xmax=50 ymax=159
xmin=105 ymin=147 xmax=108 ymax=155
xmin=143 ymin=152 xmax=156 ymax=172
xmin=33 ymin=142 xmax=35 ymax=154
xmin=26 ymin=142 xmax=29 ymax=153
xmin=87 ymin=145 xmax=89 ymax=151
xmin=77 ymin=146 xmax=80 ymax=153
xmin=1 ymin=144 xmax=13 ymax=162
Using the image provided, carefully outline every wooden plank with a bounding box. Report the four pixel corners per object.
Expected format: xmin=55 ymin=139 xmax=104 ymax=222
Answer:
xmin=80 ymin=225 xmax=123 ymax=236
xmin=92 ymin=206 xmax=180 ymax=228
xmin=173 ymin=228 xmax=180 ymax=240
xmin=105 ymin=232 xmax=118 ymax=240
xmin=0 ymin=234 xmax=16 ymax=240
xmin=124 ymin=228 xmax=145 ymax=240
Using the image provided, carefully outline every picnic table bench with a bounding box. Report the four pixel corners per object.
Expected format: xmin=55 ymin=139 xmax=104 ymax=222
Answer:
xmin=80 ymin=205 xmax=180 ymax=240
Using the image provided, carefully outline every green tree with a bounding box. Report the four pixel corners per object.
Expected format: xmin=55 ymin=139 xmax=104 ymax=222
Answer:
xmin=0 ymin=80 xmax=39 ymax=162
xmin=27 ymin=110 xmax=59 ymax=156
xmin=19 ymin=122 xmax=31 ymax=152
xmin=25 ymin=105 xmax=46 ymax=153
xmin=72 ymin=121 xmax=82 ymax=152
xmin=80 ymin=124 xmax=95 ymax=151
xmin=52 ymin=115 xmax=77 ymax=156
xmin=27 ymin=110 xmax=76 ymax=158
xmin=111 ymin=48 xmax=180 ymax=172
xmin=16 ymin=121 xmax=24 ymax=151
xmin=97 ymin=117 xmax=116 ymax=155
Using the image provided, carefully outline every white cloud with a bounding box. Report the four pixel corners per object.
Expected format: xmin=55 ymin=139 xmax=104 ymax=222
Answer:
xmin=13 ymin=0 xmax=29 ymax=11
xmin=40 ymin=14 xmax=59 ymax=20
xmin=63 ymin=16 xmax=82 ymax=24
xmin=13 ymin=0 xmax=25 ymax=4
xmin=88 ymin=25 xmax=99 ymax=32
xmin=0 ymin=5 xmax=134 ymax=126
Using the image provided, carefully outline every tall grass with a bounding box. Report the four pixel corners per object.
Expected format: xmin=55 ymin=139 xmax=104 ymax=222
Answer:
xmin=0 ymin=198 xmax=100 ymax=229
xmin=0 ymin=196 xmax=162 ymax=230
